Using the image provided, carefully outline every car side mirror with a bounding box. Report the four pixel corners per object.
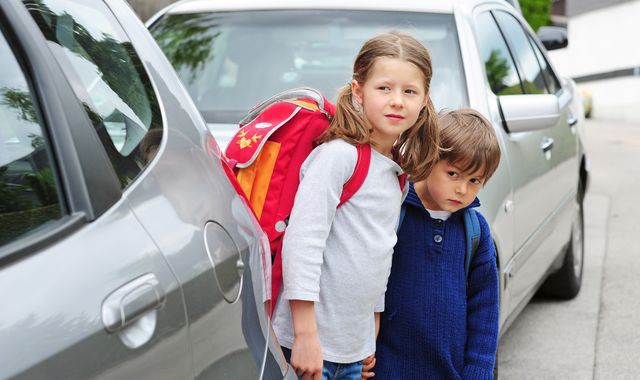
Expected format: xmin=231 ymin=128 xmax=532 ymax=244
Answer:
xmin=537 ymin=26 xmax=568 ymax=50
xmin=499 ymin=94 xmax=560 ymax=133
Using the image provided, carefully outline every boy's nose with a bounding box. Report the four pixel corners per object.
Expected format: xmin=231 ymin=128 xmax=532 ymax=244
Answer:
xmin=456 ymin=183 xmax=467 ymax=195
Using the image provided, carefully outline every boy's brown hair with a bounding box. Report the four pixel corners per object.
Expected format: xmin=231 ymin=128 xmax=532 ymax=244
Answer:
xmin=438 ymin=108 xmax=501 ymax=182
xmin=319 ymin=31 xmax=440 ymax=181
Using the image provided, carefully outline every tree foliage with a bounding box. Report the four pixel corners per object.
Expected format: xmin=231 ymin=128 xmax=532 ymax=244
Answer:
xmin=520 ymin=0 xmax=552 ymax=31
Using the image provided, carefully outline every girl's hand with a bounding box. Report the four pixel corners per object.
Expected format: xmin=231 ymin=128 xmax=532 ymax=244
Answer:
xmin=361 ymin=353 xmax=376 ymax=379
xmin=290 ymin=332 xmax=323 ymax=380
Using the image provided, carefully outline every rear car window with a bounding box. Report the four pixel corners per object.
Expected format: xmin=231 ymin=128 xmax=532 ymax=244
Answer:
xmin=150 ymin=10 xmax=468 ymax=124
xmin=25 ymin=0 xmax=163 ymax=188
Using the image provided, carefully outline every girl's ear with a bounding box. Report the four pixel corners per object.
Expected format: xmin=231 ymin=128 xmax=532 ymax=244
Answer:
xmin=351 ymin=79 xmax=363 ymax=104
xmin=422 ymin=92 xmax=430 ymax=108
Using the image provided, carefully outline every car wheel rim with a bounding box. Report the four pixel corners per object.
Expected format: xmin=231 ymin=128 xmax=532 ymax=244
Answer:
xmin=572 ymin=200 xmax=584 ymax=278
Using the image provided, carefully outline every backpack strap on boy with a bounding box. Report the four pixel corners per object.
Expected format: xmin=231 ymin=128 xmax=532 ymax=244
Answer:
xmin=463 ymin=208 xmax=481 ymax=279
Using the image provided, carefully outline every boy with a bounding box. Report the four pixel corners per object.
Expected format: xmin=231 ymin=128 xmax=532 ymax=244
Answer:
xmin=367 ymin=108 xmax=501 ymax=379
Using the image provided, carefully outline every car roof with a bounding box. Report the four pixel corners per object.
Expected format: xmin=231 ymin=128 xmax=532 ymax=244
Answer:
xmin=163 ymin=0 xmax=455 ymax=15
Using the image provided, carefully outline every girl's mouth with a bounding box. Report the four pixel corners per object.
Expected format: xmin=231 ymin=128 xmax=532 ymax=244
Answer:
xmin=385 ymin=114 xmax=405 ymax=120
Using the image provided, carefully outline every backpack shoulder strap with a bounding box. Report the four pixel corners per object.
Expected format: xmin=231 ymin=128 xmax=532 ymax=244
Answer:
xmin=463 ymin=208 xmax=481 ymax=280
xmin=338 ymin=144 xmax=371 ymax=207
xmin=338 ymin=145 xmax=406 ymax=208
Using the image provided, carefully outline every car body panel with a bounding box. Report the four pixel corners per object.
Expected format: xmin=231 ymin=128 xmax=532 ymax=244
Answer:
xmin=0 ymin=0 xmax=277 ymax=378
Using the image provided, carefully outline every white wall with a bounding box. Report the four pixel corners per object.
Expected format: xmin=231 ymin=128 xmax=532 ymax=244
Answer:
xmin=549 ymin=0 xmax=640 ymax=78
xmin=548 ymin=0 xmax=640 ymax=122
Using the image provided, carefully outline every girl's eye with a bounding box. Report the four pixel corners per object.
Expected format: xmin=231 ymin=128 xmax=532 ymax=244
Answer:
xmin=447 ymin=171 xmax=458 ymax=178
xmin=405 ymin=89 xmax=417 ymax=95
xmin=378 ymin=86 xmax=390 ymax=91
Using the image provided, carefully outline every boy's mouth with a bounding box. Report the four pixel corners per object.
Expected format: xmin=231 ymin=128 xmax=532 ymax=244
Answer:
xmin=448 ymin=199 xmax=462 ymax=205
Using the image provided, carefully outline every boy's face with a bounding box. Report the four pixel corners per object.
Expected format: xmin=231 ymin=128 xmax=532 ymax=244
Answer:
xmin=419 ymin=159 xmax=486 ymax=213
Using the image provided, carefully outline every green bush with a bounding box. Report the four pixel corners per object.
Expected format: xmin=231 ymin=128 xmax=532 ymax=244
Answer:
xmin=520 ymin=0 xmax=552 ymax=31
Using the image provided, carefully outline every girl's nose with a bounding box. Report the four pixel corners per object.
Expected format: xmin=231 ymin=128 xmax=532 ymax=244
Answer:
xmin=390 ymin=91 xmax=403 ymax=107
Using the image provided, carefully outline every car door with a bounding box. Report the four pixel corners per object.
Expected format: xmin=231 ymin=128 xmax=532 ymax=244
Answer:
xmin=474 ymin=9 xmax=559 ymax=313
xmin=525 ymin=31 xmax=580 ymax=250
xmin=490 ymin=9 xmax=578 ymax=308
xmin=0 ymin=0 xmax=190 ymax=378
xmin=103 ymin=1 xmax=285 ymax=378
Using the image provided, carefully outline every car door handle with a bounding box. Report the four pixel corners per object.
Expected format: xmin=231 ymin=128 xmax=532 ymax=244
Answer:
xmin=567 ymin=114 xmax=578 ymax=127
xmin=102 ymin=273 xmax=166 ymax=333
xmin=540 ymin=137 xmax=554 ymax=153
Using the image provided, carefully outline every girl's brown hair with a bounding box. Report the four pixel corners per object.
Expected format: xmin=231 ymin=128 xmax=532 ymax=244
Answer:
xmin=318 ymin=31 xmax=440 ymax=181
xmin=438 ymin=108 xmax=501 ymax=182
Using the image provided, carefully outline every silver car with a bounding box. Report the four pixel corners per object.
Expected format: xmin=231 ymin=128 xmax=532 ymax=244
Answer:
xmin=0 ymin=0 xmax=290 ymax=378
xmin=148 ymin=0 xmax=589 ymax=345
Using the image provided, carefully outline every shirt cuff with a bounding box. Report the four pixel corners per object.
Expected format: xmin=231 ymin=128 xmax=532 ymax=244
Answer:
xmin=281 ymin=290 xmax=319 ymax=302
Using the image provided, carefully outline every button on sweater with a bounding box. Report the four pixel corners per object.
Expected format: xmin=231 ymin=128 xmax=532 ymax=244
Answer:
xmin=375 ymin=183 xmax=499 ymax=380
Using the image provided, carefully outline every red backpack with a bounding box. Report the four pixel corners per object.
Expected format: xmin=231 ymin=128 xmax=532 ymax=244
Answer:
xmin=225 ymin=87 xmax=403 ymax=315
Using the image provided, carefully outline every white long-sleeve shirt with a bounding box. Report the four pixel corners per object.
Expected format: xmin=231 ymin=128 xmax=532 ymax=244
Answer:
xmin=272 ymin=138 xmax=407 ymax=363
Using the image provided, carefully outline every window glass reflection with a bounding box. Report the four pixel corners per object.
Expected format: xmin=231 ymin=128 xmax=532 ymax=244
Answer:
xmin=475 ymin=12 xmax=523 ymax=95
xmin=25 ymin=0 xmax=163 ymax=188
xmin=0 ymin=29 xmax=63 ymax=247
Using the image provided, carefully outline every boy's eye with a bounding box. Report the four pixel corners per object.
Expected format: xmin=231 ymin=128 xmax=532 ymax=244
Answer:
xmin=377 ymin=86 xmax=390 ymax=91
xmin=470 ymin=178 xmax=483 ymax=185
xmin=447 ymin=171 xmax=458 ymax=178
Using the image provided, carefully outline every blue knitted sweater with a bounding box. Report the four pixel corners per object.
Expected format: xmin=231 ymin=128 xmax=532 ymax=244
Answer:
xmin=374 ymin=183 xmax=499 ymax=380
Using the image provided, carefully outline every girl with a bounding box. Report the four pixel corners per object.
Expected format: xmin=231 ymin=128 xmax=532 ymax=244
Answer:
xmin=271 ymin=31 xmax=440 ymax=380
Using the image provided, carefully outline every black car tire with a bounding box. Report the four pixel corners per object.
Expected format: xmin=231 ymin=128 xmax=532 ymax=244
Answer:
xmin=538 ymin=182 xmax=585 ymax=299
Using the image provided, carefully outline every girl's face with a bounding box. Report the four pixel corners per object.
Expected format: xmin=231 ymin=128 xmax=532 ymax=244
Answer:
xmin=352 ymin=57 xmax=428 ymax=152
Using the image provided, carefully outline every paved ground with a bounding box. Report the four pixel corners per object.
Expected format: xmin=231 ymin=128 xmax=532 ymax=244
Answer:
xmin=498 ymin=118 xmax=640 ymax=379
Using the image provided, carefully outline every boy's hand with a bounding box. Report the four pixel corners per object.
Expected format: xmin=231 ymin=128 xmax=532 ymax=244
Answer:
xmin=361 ymin=353 xmax=376 ymax=379
xmin=290 ymin=300 xmax=323 ymax=379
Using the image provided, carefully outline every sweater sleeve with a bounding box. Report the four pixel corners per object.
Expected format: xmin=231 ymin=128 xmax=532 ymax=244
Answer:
xmin=463 ymin=212 xmax=499 ymax=380
xmin=280 ymin=140 xmax=357 ymax=302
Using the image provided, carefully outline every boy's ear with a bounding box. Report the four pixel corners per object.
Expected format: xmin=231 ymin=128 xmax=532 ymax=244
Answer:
xmin=351 ymin=79 xmax=363 ymax=104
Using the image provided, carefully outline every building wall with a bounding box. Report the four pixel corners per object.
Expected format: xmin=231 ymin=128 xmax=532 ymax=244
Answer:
xmin=548 ymin=0 xmax=640 ymax=122
xmin=567 ymin=0 xmax=635 ymax=16
xmin=549 ymin=0 xmax=640 ymax=78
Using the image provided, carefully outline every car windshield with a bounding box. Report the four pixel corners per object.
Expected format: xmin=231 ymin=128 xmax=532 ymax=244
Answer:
xmin=151 ymin=10 xmax=467 ymax=125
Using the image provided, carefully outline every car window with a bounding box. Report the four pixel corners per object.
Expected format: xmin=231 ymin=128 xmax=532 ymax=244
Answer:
xmin=24 ymin=0 xmax=163 ymax=188
xmin=0 ymin=29 xmax=63 ymax=247
xmin=528 ymin=34 xmax=561 ymax=94
xmin=493 ymin=11 xmax=547 ymax=95
xmin=475 ymin=11 xmax=523 ymax=95
xmin=150 ymin=10 xmax=468 ymax=123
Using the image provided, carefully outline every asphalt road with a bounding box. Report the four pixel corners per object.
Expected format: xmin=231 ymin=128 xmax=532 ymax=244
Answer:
xmin=497 ymin=118 xmax=640 ymax=379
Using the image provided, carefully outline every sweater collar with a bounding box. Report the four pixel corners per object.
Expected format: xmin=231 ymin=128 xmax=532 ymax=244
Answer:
xmin=405 ymin=181 xmax=480 ymax=214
